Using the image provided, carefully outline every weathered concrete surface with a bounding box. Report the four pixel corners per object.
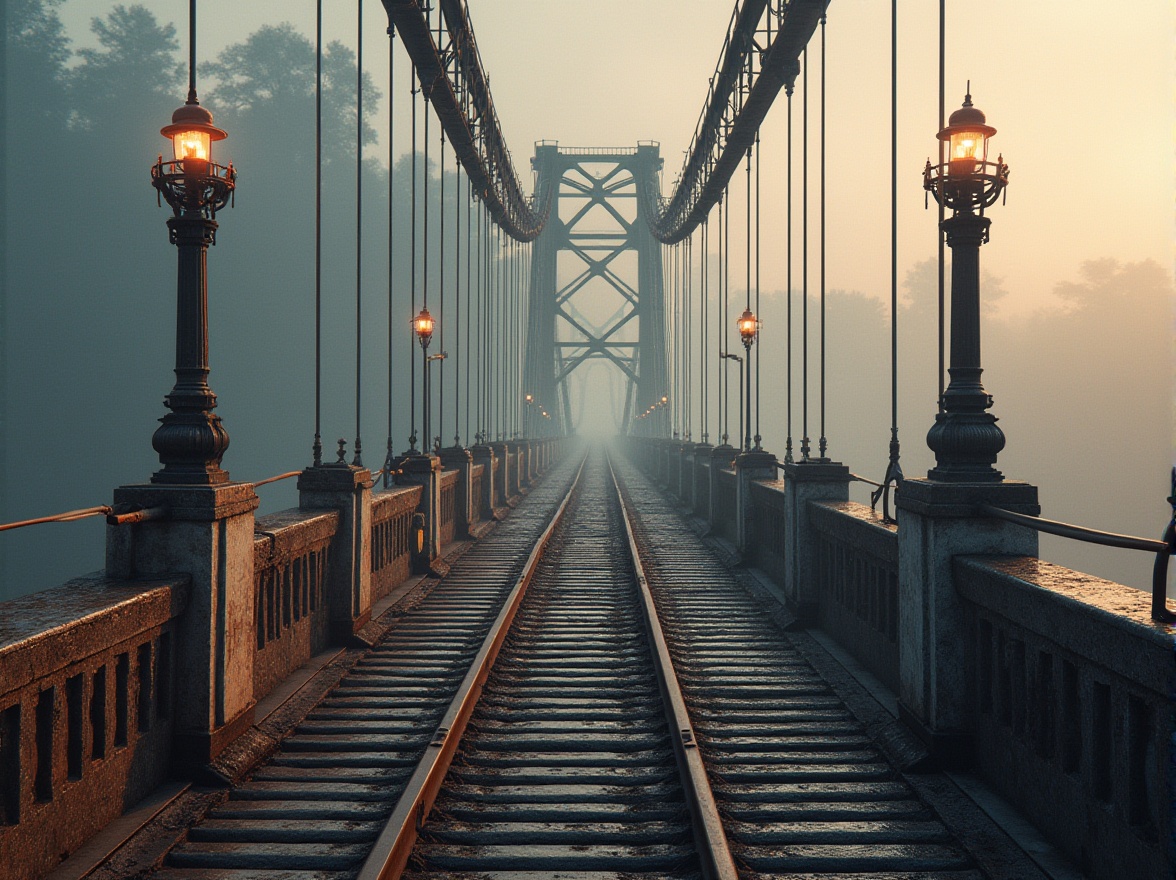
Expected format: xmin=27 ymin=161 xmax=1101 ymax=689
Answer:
xmin=370 ymin=485 xmax=421 ymax=601
xmin=706 ymin=443 xmax=736 ymax=524
xmin=955 ymin=555 xmax=1174 ymax=880
xmin=734 ymin=449 xmax=776 ymax=552
xmin=438 ymin=446 xmax=474 ymax=538
xmin=809 ymin=500 xmax=901 ymax=693
xmin=691 ymin=443 xmax=712 ymax=518
xmin=0 ymin=574 xmax=188 ymax=880
xmin=489 ymin=442 xmax=510 ymax=507
xmin=298 ymin=464 xmax=373 ymax=641
xmin=106 ymin=481 xmax=260 ymax=767
xmin=252 ymin=508 xmax=339 ymax=700
xmin=469 ymin=445 xmax=497 ymax=520
xmin=895 ymin=477 xmax=1038 ymax=760
xmin=782 ymin=460 xmax=851 ymax=621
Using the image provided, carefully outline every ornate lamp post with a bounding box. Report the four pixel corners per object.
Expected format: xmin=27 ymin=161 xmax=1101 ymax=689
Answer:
xmin=737 ymin=307 xmax=758 ymax=452
xmin=923 ymin=90 xmax=1009 ymax=481
xmin=413 ymin=306 xmax=435 ymax=453
xmin=414 ymin=306 xmax=446 ymax=453
xmin=150 ymin=87 xmax=236 ymax=484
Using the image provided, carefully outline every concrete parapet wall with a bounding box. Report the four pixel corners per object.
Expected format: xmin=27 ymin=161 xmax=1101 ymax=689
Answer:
xmin=955 ymin=555 xmax=1173 ymax=880
xmin=713 ymin=468 xmax=738 ymax=544
xmin=252 ymin=509 xmax=339 ymax=700
xmin=748 ymin=479 xmax=788 ymax=583
xmin=0 ymin=574 xmax=188 ymax=880
xmin=809 ymin=500 xmax=900 ymax=692
xmin=469 ymin=464 xmax=485 ymax=522
xmin=439 ymin=470 xmax=460 ymax=546
xmin=370 ymin=486 xmax=422 ymax=600
xmin=695 ymin=458 xmax=711 ymax=517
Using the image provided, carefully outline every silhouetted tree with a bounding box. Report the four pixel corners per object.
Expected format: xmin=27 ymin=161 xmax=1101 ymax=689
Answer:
xmin=5 ymin=0 xmax=71 ymax=132
xmin=68 ymin=4 xmax=182 ymax=133
xmin=200 ymin=24 xmax=380 ymax=165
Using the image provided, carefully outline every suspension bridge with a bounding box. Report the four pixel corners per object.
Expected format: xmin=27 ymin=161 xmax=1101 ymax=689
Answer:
xmin=0 ymin=1 xmax=1172 ymax=879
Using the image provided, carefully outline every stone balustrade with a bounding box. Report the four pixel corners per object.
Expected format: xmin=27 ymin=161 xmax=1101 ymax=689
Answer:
xmin=0 ymin=574 xmax=188 ymax=880
xmin=470 ymin=464 xmax=484 ymax=521
xmin=956 ymin=556 xmax=1173 ymax=880
xmin=252 ymin=509 xmax=339 ymax=698
xmin=371 ymin=486 xmax=422 ymax=600
xmin=439 ymin=469 xmax=460 ymax=546
xmin=810 ymin=500 xmax=900 ymax=692
xmin=713 ymin=467 xmax=738 ymax=545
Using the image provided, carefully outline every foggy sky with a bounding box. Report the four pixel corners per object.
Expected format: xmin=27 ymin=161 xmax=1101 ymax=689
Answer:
xmin=4 ymin=1 xmax=1173 ymax=600
xmin=56 ymin=0 xmax=1176 ymax=316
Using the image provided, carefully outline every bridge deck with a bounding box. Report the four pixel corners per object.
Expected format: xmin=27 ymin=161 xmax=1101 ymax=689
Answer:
xmin=85 ymin=446 xmax=1054 ymax=880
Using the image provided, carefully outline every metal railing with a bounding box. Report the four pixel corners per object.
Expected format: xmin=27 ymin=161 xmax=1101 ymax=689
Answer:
xmin=978 ymin=503 xmax=1175 ymax=624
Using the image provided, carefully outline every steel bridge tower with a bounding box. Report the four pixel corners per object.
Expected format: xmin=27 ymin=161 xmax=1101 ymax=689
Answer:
xmin=523 ymin=142 xmax=667 ymax=437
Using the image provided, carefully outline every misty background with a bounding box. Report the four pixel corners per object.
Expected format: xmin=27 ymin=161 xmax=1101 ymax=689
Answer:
xmin=2 ymin=1 xmax=1172 ymax=601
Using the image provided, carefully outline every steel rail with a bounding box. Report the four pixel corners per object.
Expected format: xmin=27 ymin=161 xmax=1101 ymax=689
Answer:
xmin=644 ymin=0 xmax=827 ymax=244
xmin=355 ymin=449 xmax=588 ymax=880
xmin=608 ymin=452 xmax=740 ymax=880
xmin=382 ymin=0 xmax=551 ymax=241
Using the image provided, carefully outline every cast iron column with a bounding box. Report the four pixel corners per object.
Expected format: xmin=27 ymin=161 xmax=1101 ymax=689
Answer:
xmin=152 ymin=186 xmax=230 ymax=484
xmin=925 ymin=209 xmax=1004 ymax=481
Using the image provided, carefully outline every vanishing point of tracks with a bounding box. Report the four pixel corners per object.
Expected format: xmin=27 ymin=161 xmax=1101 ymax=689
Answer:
xmin=154 ymin=444 xmax=979 ymax=880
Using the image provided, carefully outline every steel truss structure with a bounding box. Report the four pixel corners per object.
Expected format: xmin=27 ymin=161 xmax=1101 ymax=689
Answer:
xmin=383 ymin=0 xmax=828 ymax=434
xmin=642 ymin=0 xmax=827 ymax=243
xmin=383 ymin=0 xmax=552 ymax=240
xmin=523 ymin=144 xmax=667 ymax=437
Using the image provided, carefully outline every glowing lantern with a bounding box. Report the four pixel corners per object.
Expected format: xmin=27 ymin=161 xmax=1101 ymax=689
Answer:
xmin=413 ymin=306 xmax=435 ymax=349
xmin=939 ymin=90 xmax=996 ymax=179
xmin=160 ymin=102 xmax=226 ymax=171
xmin=737 ymin=308 xmax=758 ymax=347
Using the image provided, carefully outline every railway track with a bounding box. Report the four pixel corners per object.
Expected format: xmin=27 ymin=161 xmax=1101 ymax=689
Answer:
xmin=365 ymin=448 xmax=735 ymax=879
xmin=153 ymin=442 xmax=991 ymax=879
xmin=151 ymin=449 xmax=586 ymax=879
xmin=611 ymin=452 xmax=983 ymax=880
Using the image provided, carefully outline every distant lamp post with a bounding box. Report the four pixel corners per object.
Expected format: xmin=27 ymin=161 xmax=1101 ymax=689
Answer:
xmin=737 ymin=307 xmax=757 ymax=451
xmin=413 ymin=306 xmax=445 ymax=455
xmin=414 ymin=306 xmax=435 ymax=349
xmin=923 ymin=88 xmax=1010 ymax=481
xmin=150 ymin=91 xmax=236 ymax=484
